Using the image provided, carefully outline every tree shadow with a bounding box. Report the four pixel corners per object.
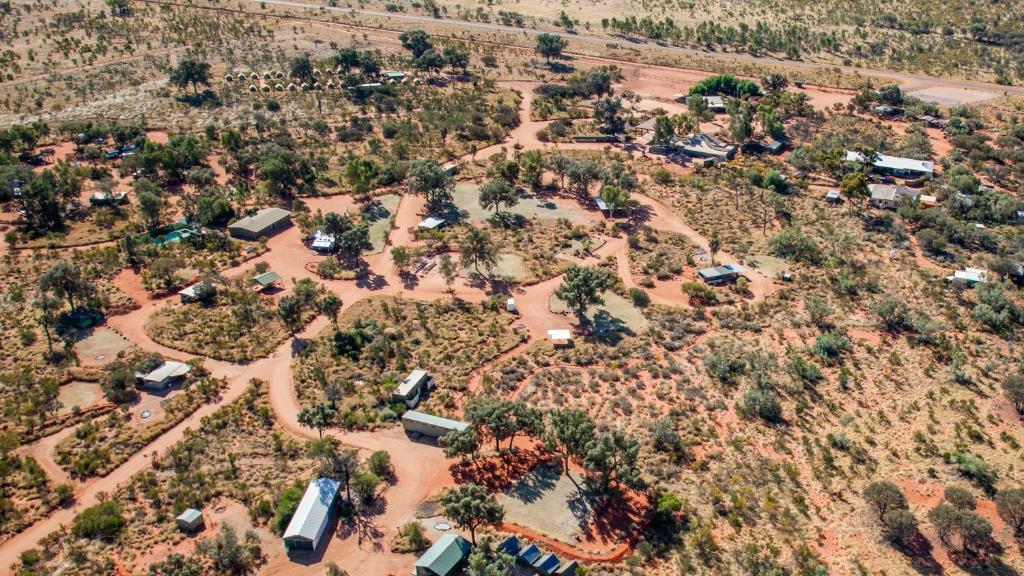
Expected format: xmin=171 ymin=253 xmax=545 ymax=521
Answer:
xmin=450 ymin=446 xmax=552 ymax=491
xmin=355 ymin=269 xmax=388 ymax=290
xmin=398 ymin=270 xmax=420 ymax=290
xmin=174 ymin=90 xmax=221 ymax=108
xmin=893 ymin=531 xmax=943 ymax=575
xmin=547 ymin=62 xmax=575 ymax=74
xmin=588 ymin=310 xmax=634 ymax=345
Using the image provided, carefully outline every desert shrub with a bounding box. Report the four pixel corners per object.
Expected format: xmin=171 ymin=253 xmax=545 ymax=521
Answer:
xmin=769 ymin=226 xmax=820 ymax=264
xmin=864 ymin=480 xmax=908 ymax=519
xmin=951 ymin=453 xmax=997 ymax=493
xmin=944 ymin=486 xmax=976 ymax=510
xmin=813 ymin=330 xmax=849 ymax=361
xmin=72 ymin=500 xmax=125 ymax=541
xmin=628 ymin=287 xmax=650 ymax=308
xmin=995 ymin=488 xmax=1024 ymax=532
xmin=682 ymin=282 xmax=717 ymax=305
xmin=272 ymin=485 xmax=304 ymax=534
xmin=882 ymin=508 xmax=918 ymax=547
xmin=740 ymin=387 xmax=782 ymax=423
xmin=703 ymin=349 xmax=745 ymax=385
xmin=367 ymin=450 xmax=393 ymax=479
xmin=787 ymin=355 xmax=822 ymax=386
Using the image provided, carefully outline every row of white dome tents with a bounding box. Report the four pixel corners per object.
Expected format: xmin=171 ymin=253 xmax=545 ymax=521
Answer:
xmin=225 ymin=69 xmax=408 ymax=82
xmin=242 ymin=81 xmax=347 ymax=92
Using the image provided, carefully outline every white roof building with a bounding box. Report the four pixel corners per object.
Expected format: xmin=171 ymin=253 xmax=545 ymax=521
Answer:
xmin=547 ymin=329 xmax=572 ymax=342
xmin=845 ymin=151 xmax=934 ymax=177
xmin=139 ymin=361 xmax=191 ymax=390
xmin=418 ymin=216 xmax=446 ymax=230
xmin=283 ymin=478 xmax=341 ymax=552
xmin=949 ymin=268 xmax=989 ymax=285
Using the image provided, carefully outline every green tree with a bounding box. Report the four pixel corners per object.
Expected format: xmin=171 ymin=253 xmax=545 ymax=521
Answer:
xmin=554 ymin=265 xmax=610 ymax=320
xmin=443 ymin=45 xmax=470 ymax=73
xmin=102 ymin=362 xmax=140 ymax=404
xmin=583 ymin=429 xmax=642 ymax=492
xmin=407 ymin=159 xmax=454 ymax=213
xmin=438 ymin=253 xmax=458 ymax=292
xmin=399 ymin=29 xmax=433 ymax=58
xmin=864 ymin=481 xmax=908 ymax=520
xmin=415 ymin=49 xmax=446 ymax=74
xmin=391 ymin=246 xmax=413 ymax=272
xmin=40 ymin=260 xmax=90 ymax=311
xmin=305 ymin=438 xmax=359 ymax=501
xmin=441 ymin=483 xmax=505 ymax=545
xmin=273 ymin=485 xmax=304 ymax=533
xmin=996 ymin=488 xmax=1024 ymax=533
xmin=351 ymin=472 xmax=381 ymax=503
xmin=518 ymin=150 xmax=544 ymax=188
xmin=320 ymin=294 xmax=342 ymax=330
xmin=440 ymin=427 xmax=481 ymax=462
xmin=297 ymin=402 xmax=336 ymax=437
xmin=598 ymin=184 xmax=630 ymax=219
xmin=535 ymin=33 xmax=568 ymax=63
xmin=137 ymin=189 xmax=164 ymax=229
xmin=170 ymin=59 xmax=211 ymax=94
xmin=34 ymin=292 xmax=62 ymax=359
xmin=652 ymin=115 xmax=674 ymax=146
xmin=840 ymin=171 xmax=870 ymax=211
xmin=459 ymin=227 xmax=499 ymax=277
xmin=545 ymin=409 xmax=595 ymax=475
xmin=277 ymin=295 xmax=304 ymax=336
xmin=344 ymin=157 xmax=376 ymax=198
xmin=197 ymin=525 xmax=262 ymax=575
xmin=290 ymin=54 xmax=313 ymax=82
xmin=466 ymin=536 xmax=514 ymax=576
xmin=1002 ymin=374 xmax=1024 ymax=415
xmin=478 ymin=178 xmax=519 ymax=217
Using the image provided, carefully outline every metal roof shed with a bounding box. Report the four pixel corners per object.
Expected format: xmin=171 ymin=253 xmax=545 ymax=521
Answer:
xmin=415 ymin=533 xmax=472 ymax=576
xmin=228 ymin=207 xmax=293 ymax=240
xmin=252 ymin=271 xmax=282 ymax=291
xmin=419 ymin=216 xmax=446 ymax=230
xmin=401 ymin=410 xmax=469 ymax=439
xmin=140 ymin=361 xmax=191 ymax=390
xmin=176 ymin=508 xmax=203 ymax=532
xmin=283 ymin=478 xmax=341 ymax=552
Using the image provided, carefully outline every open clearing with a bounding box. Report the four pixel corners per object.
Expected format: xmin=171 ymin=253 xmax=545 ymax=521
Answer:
xmin=497 ymin=464 xmax=593 ymax=545
xmin=453 ymin=183 xmax=593 ymax=225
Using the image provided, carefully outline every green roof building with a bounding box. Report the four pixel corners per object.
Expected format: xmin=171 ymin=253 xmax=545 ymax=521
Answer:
xmin=414 ymin=533 xmax=472 ymax=576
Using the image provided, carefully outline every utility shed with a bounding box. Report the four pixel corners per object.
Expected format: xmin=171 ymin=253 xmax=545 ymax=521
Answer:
xmin=418 ymin=216 xmax=446 ymax=231
xmin=415 ymin=533 xmax=473 ymax=576
xmin=393 ymin=369 xmax=434 ymax=408
xmin=228 ymin=207 xmax=293 ymax=240
xmin=176 ymin=509 xmax=204 ymax=532
xmin=697 ymin=264 xmax=745 ymax=285
xmin=283 ymin=478 xmax=341 ymax=552
xmin=402 ymin=410 xmax=469 ymax=439
xmin=139 ymin=361 xmax=191 ymax=390
xmin=252 ymin=271 xmax=282 ymax=292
